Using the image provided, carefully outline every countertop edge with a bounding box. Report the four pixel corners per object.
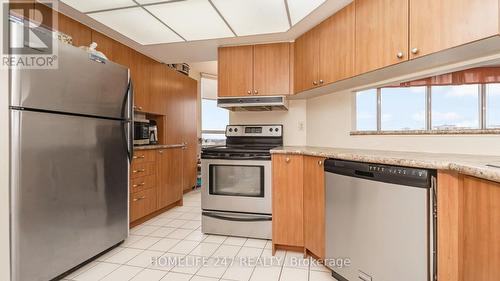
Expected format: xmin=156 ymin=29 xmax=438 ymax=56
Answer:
xmin=270 ymin=147 xmax=500 ymax=183
xmin=134 ymin=144 xmax=185 ymax=151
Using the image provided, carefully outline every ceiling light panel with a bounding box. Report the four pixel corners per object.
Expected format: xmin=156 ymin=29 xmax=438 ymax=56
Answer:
xmin=146 ymin=0 xmax=234 ymax=41
xmin=89 ymin=7 xmax=184 ymax=45
xmin=287 ymin=0 xmax=326 ymax=25
xmin=211 ymin=0 xmax=289 ymax=36
xmin=61 ymin=0 xmax=136 ymax=13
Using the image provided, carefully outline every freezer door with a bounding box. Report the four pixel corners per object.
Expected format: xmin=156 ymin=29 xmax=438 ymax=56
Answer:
xmin=10 ymin=110 xmax=129 ymax=281
xmin=10 ymin=32 xmax=129 ymax=119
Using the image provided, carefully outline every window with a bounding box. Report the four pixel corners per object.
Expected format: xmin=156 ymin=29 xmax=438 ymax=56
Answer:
xmin=486 ymin=84 xmax=500 ymax=128
xmin=431 ymin=85 xmax=480 ymax=130
xmin=380 ymin=87 xmax=426 ymax=130
xmin=356 ymin=89 xmax=377 ymax=131
xmin=354 ymin=84 xmax=494 ymax=133
xmin=201 ymin=76 xmax=228 ymax=145
xmin=202 ymin=98 xmax=228 ymax=145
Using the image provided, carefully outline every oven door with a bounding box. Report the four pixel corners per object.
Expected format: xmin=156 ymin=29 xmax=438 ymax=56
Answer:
xmin=201 ymin=158 xmax=271 ymax=214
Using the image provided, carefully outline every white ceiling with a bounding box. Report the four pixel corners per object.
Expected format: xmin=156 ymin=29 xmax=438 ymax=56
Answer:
xmin=57 ymin=0 xmax=353 ymax=63
xmin=61 ymin=0 xmax=327 ymax=44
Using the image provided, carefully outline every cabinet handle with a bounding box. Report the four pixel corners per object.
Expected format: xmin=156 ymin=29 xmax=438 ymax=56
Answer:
xmin=411 ymin=48 xmax=419 ymax=55
xmin=247 ymin=90 xmax=252 ymax=95
xmin=133 ymin=155 xmax=145 ymax=159
xmin=132 ymin=182 xmax=145 ymax=188
xmin=159 ymin=150 xmax=164 ymax=154
xmin=132 ymin=169 xmax=145 ymax=173
xmin=312 ymin=81 xmax=318 ymax=86
xmin=134 ymin=105 xmax=143 ymax=111
xmin=318 ymin=160 xmax=323 ymax=166
xmin=133 ymin=196 xmax=146 ymax=202
xmin=396 ymin=51 xmax=404 ymax=59
xmin=319 ymin=80 xmax=324 ymax=84
xmin=285 ymin=157 xmax=290 ymax=163
xmin=254 ymin=90 xmax=258 ymax=95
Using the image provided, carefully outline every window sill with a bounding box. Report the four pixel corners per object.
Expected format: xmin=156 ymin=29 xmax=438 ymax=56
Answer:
xmin=350 ymin=129 xmax=500 ymax=136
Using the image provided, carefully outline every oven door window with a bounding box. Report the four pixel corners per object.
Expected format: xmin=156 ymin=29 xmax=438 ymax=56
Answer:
xmin=209 ymin=165 xmax=264 ymax=197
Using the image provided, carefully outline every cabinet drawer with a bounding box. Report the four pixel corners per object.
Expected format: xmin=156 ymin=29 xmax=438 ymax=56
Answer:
xmin=132 ymin=150 xmax=156 ymax=164
xmin=130 ymin=162 xmax=155 ymax=179
xmin=130 ymin=188 xmax=157 ymax=222
xmin=131 ymin=174 xmax=156 ymax=194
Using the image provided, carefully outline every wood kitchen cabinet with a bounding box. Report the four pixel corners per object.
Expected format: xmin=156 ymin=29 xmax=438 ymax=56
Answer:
xmin=157 ymin=148 xmax=183 ymax=209
xmin=218 ymin=45 xmax=254 ymax=97
xmin=409 ymin=0 xmax=499 ymax=59
xmin=218 ymin=43 xmax=292 ymax=97
xmin=253 ymin=43 xmax=291 ymax=96
xmin=355 ymin=0 xmax=409 ymax=74
xmin=303 ymin=156 xmax=326 ymax=259
xmin=272 ymin=154 xmax=304 ymax=250
xmin=182 ymin=77 xmax=199 ymax=192
xmin=294 ymin=3 xmax=355 ymax=93
xmin=437 ymin=172 xmax=500 ymax=281
xmin=57 ymin=13 xmax=92 ymax=47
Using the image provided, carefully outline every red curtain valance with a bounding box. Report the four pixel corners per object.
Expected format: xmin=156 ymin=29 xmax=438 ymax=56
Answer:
xmin=397 ymin=67 xmax=500 ymax=87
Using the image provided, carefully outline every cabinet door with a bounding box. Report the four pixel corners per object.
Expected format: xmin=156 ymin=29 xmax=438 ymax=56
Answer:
xmin=355 ymin=0 xmax=409 ymax=74
xmin=303 ymin=156 xmax=326 ymax=259
xmin=272 ymin=154 xmax=304 ymax=247
xmin=130 ymin=52 xmax=151 ymax=112
xmin=157 ymin=149 xmax=183 ymax=209
xmin=182 ymin=78 xmax=198 ymax=191
xmin=218 ymin=46 xmax=254 ymax=97
xmin=318 ymin=3 xmax=355 ymax=85
xmin=91 ymin=31 xmax=131 ymax=68
xmin=57 ymin=13 xmax=92 ymax=47
xmin=294 ymin=27 xmax=320 ymax=93
xmin=253 ymin=43 xmax=290 ymax=96
xmin=150 ymin=63 xmax=167 ymax=115
xmin=165 ymin=68 xmax=184 ymax=145
xmin=410 ymin=0 xmax=499 ymax=59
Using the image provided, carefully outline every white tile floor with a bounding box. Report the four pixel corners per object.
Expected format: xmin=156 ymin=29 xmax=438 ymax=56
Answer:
xmin=61 ymin=189 xmax=332 ymax=281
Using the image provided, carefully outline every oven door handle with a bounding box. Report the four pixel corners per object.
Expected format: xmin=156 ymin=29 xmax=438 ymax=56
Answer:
xmin=203 ymin=212 xmax=272 ymax=222
xmin=202 ymin=155 xmax=271 ymax=160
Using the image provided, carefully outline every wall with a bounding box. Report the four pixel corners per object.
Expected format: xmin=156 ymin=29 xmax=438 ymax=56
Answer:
xmin=306 ymin=90 xmax=500 ymax=155
xmin=0 ymin=0 xmax=11 ymax=279
xmin=230 ymin=100 xmax=308 ymax=146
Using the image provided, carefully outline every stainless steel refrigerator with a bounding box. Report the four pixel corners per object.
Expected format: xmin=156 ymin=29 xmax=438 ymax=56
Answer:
xmin=9 ymin=23 xmax=133 ymax=281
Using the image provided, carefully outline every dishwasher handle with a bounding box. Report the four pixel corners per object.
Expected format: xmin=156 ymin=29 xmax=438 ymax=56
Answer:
xmin=324 ymin=159 xmax=435 ymax=188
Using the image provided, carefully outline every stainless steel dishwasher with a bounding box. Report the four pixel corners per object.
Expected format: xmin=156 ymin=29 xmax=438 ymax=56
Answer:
xmin=324 ymin=159 xmax=437 ymax=281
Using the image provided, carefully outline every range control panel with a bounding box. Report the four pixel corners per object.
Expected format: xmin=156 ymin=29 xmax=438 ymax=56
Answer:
xmin=226 ymin=125 xmax=283 ymax=137
xmin=368 ymin=165 xmax=429 ymax=178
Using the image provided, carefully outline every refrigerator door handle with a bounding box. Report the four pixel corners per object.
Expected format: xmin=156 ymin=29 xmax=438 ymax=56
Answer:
xmin=122 ymin=78 xmax=134 ymax=163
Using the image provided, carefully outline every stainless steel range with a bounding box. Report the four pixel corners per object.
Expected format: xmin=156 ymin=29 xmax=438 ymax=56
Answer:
xmin=201 ymin=125 xmax=283 ymax=239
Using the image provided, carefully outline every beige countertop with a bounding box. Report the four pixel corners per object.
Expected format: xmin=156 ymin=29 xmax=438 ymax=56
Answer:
xmin=134 ymin=144 xmax=185 ymax=151
xmin=271 ymin=146 xmax=500 ymax=183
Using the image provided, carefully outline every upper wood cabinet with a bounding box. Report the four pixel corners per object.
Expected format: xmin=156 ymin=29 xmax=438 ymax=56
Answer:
xmin=410 ymin=0 xmax=499 ymax=59
xmin=294 ymin=27 xmax=320 ymax=93
xmin=303 ymin=156 xmax=326 ymax=259
xmin=253 ymin=43 xmax=291 ymax=96
xmin=218 ymin=43 xmax=291 ymax=97
xmin=319 ymin=3 xmax=355 ymax=85
xmin=218 ymin=45 xmax=254 ymax=97
xmin=355 ymin=0 xmax=409 ymax=74
xmin=294 ymin=3 xmax=355 ymax=93
xmin=272 ymin=154 xmax=304 ymax=249
xmin=57 ymin=13 xmax=92 ymax=47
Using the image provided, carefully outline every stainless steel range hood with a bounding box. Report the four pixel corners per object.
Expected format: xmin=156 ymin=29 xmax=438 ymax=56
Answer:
xmin=217 ymin=96 xmax=289 ymax=111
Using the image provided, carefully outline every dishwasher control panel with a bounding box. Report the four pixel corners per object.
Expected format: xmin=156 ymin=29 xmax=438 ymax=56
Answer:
xmin=368 ymin=165 xmax=428 ymax=178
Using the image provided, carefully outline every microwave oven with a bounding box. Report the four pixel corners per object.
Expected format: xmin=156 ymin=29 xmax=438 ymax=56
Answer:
xmin=134 ymin=120 xmax=150 ymax=146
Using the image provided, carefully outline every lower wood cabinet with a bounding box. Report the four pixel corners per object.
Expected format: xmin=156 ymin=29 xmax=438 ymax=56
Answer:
xmin=272 ymin=154 xmax=326 ymax=256
xmin=158 ymin=148 xmax=183 ymax=209
xmin=303 ymin=156 xmax=326 ymax=259
xmin=272 ymin=154 xmax=304 ymax=249
xmin=130 ymin=148 xmax=184 ymax=225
